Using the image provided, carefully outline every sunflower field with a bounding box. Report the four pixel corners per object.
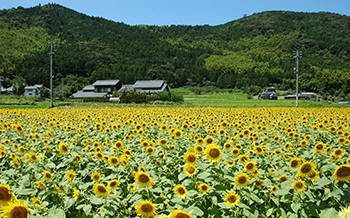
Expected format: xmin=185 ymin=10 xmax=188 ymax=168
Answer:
xmin=0 ymin=107 xmax=350 ymax=218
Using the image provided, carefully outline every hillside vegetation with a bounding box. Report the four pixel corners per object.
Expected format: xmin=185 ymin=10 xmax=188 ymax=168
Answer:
xmin=0 ymin=4 xmax=349 ymax=99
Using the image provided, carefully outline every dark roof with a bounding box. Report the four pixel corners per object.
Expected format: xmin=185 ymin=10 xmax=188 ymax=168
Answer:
xmin=133 ymin=80 xmax=165 ymax=89
xmin=92 ymin=80 xmax=120 ymax=86
xmin=71 ymin=91 xmax=108 ymax=98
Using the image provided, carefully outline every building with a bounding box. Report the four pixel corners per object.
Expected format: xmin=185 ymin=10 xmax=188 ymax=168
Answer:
xmin=71 ymin=80 xmax=122 ymax=101
xmin=24 ymin=84 xmax=45 ymax=98
xmin=71 ymin=79 xmax=170 ymax=101
xmin=133 ymin=80 xmax=170 ymax=93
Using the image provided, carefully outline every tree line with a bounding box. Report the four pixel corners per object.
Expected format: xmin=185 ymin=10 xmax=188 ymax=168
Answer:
xmin=0 ymin=4 xmax=349 ymax=100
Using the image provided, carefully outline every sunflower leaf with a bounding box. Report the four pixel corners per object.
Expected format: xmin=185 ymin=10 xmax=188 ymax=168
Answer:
xmin=319 ymin=208 xmax=339 ymax=218
xmin=16 ymin=188 xmax=36 ymax=195
xmin=47 ymin=208 xmax=66 ymax=218
xmin=83 ymin=204 xmax=92 ymax=215
xmin=291 ymin=203 xmax=301 ymax=213
xmin=218 ymin=202 xmax=230 ymax=209
xmin=90 ymin=195 xmax=105 ymax=205
xmin=315 ymin=177 xmax=331 ymax=189
xmin=64 ymin=196 xmax=75 ymax=209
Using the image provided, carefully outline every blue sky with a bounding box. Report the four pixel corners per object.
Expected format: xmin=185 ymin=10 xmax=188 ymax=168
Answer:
xmin=1 ymin=0 xmax=349 ymax=26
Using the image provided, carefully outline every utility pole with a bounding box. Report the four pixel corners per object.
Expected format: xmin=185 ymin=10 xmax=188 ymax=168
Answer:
xmin=49 ymin=39 xmax=54 ymax=108
xmin=294 ymin=50 xmax=302 ymax=108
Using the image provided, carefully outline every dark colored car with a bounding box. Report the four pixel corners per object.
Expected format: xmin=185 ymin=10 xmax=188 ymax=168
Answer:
xmin=258 ymin=87 xmax=278 ymax=100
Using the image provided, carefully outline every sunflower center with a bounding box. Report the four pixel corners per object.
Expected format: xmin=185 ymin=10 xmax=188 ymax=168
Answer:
xmin=11 ymin=206 xmax=28 ymax=218
xmin=300 ymin=164 xmax=312 ymax=173
xmin=201 ymin=185 xmax=208 ymax=191
xmin=334 ymin=150 xmax=342 ymax=155
xmin=227 ymin=195 xmax=237 ymax=203
xmin=187 ymin=155 xmax=196 ymax=162
xmin=0 ymin=187 xmax=12 ymax=201
xmin=187 ymin=166 xmax=195 ymax=174
xmin=175 ymin=212 xmax=190 ymax=218
xmin=139 ymin=174 xmax=150 ymax=183
xmin=110 ymin=181 xmax=117 ymax=187
xmin=295 ymin=182 xmax=303 ymax=189
xmin=336 ymin=166 xmax=350 ymax=177
xmin=209 ymin=148 xmax=220 ymax=158
xmin=111 ymin=158 xmax=118 ymax=164
xmin=141 ymin=203 xmax=153 ymax=213
xmin=246 ymin=163 xmax=254 ymax=170
xmin=316 ymin=144 xmax=323 ymax=150
xmin=206 ymin=138 xmax=213 ymax=144
xmin=290 ymin=160 xmax=298 ymax=168
xmin=177 ymin=187 xmax=185 ymax=195
xmin=238 ymin=176 xmax=247 ymax=184
xmin=97 ymin=185 xmax=107 ymax=193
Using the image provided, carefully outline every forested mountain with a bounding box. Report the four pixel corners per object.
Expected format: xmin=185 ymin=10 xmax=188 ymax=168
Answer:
xmin=0 ymin=4 xmax=349 ymax=98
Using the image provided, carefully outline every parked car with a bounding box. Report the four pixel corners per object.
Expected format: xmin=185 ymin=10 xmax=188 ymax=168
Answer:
xmin=284 ymin=92 xmax=319 ymax=101
xmin=258 ymin=87 xmax=278 ymax=100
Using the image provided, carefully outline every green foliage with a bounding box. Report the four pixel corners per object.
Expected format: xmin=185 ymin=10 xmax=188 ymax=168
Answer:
xmin=0 ymin=5 xmax=349 ymax=98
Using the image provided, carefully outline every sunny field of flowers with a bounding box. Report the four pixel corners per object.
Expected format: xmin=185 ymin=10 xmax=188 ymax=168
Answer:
xmin=0 ymin=107 xmax=350 ymax=218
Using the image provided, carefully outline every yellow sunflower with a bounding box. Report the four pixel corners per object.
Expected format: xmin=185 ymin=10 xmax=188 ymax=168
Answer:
xmin=293 ymin=179 xmax=307 ymax=192
xmin=42 ymin=170 xmax=53 ymax=181
xmin=205 ymin=144 xmax=222 ymax=163
xmin=223 ymin=141 xmax=232 ymax=150
xmin=135 ymin=200 xmax=157 ymax=218
xmin=224 ymin=190 xmax=240 ymax=207
xmin=184 ymin=164 xmax=197 ymax=177
xmin=314 ymin=142 xmax=326 ymax=154
xmin=225 ymin=158 xmax=236 ymax=168
xmin=158 ymin=138 xmax=168 ymax=146
xmin=332 ymin=148 xmax=346 ymax=159
xmin=108 ymin=156 xmax=119 ymax=166
xmin=278 ymin=175 xmax=289 ymax=182
xmin=297 ymin=161 xmax=316 ymax=178
xmin=184 ymin=152 xmax=198 ymax=165
xmin=234 ymin=172 xmax=250 ymax=188
xmin=237 ymin=154 xmax=250 ymax=164
xmin=128 ymin=184 xmax=138 ymax=191
xmin=174 ymin=184 xmax=187 ymax=198
xmin=31 ymin=197 xmax=42 ymax=208
xmin=91 ymin=172 xmax=102 ymax=182
xmin=253 ymin=145 xmax=265 ymax=155
xmin=254 ymin=179 xmax=264 ymax=189
xmin=35 ymin=180 xmax=47 ymax=190
xmin=244 ymin=161 xmax=257 ymax=174
xmin=333 ymin=165 xmax=350 ymax=181
xmin=73 ymin=188 xmax=80 ymax=201
xmin=0 ymin=200 xmax=29 ymax=218
xmin=66 ymin=170 xmax=77 ymax=183
xmin=169 ymin=209 xmax=192 ymax=218
xmin=74 ymin=154 xmax=82 ymax=162
xmin=198 ymin=183 xmax=210 ymax=194
xmin=230 ymin=147 xmax=241 ymax=156
xmin=108 ymin=179 xmax=121 ymax=190
xmin=134 ymin=171 xmax=154 ymax=187
xmin=289 ymin=157 xmax=303 ymax=169
xmin=93 ymin=183 xmax=110 ymax=197
xmin=58 ymin=142 xmax=69 ymax=155
xmin=204 ymin=136 xmax=215 ymax=145
xmin=0 ymin=184 xmax=16 ymax=206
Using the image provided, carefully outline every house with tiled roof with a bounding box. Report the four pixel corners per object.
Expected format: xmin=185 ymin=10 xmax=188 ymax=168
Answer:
xmin=71 ymin=80 xmax=122 ymax=101
xmin=133 ymin=80 xmax=170 ymax=93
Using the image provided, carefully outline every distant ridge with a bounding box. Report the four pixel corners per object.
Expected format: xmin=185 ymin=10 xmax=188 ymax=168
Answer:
xmin=0 ymin=4 xmax=349 ymax=99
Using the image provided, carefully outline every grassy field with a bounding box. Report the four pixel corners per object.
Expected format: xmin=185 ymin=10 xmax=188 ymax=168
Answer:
xmin=0 ymin=89 xmax=348 ymax=108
